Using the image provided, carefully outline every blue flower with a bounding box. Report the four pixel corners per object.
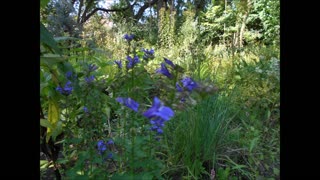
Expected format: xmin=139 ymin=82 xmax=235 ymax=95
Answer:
xmin=164 ymin=58 xmax=175 ymax=68
xmin=85 ymin=75 xmax=95 ymax=83
xmin=66 ymin=71 xmax=72 ymax=79
xmin=66 ymin=71 xmax=77 ymax=80
xmin=107 ymin=140 xmax=114 ymax=145
xmin=83 ymin=106 xmax=89 ymax=113
xmin=126 ymin=55 xmax=140 ymax=69
xmin=142 ymin=48 xmax=155 ymax=60
xmin=97 ymin=140 xmax=107 ymax=155
xmin=89 ymin=64 xmax=98 ymax=72
xmin=143 ymin=97 xmax=174 ymax=121
xmin=56 ymin=81 xmax=73 ymax=96
xmin=114 ymin=60 xmax=122 ymax=68
xmin=107 ymin=153 xmax=113 ymax=159
xmin=176 ymin=82 xmax=183 ymax=92
xmin=124 ymin=34 xmax=134 ymax=42
xmin=181 ymin=77 xmax=198 ymax=92
xmin=149 ymin=118 xmax=166 ymax=134
xmin=142 ymin=48 xmax=155 ymax=55
xmin=116 ymin=97 xmax=139 ymax=112
xmin=156 ymin=63 xmax=172 ymax=79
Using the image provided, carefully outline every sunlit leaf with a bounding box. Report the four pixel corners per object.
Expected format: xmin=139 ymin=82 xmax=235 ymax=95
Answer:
xmin=46 ymin=98 xmax=60 ymax=142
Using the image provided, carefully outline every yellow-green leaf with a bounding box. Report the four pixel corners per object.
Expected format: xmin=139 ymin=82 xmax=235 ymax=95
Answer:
xmin=46 ymin=98 xmax=60 ymax=142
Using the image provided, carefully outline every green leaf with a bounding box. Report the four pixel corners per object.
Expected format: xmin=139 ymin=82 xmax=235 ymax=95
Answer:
xmin=40 ymin=54 xmax=66 ymax=67
xmin=249 ymin=137 xmax=259 ymax=153
xmin=234 ymin=75 xmax=241 ymax=80
xmin=40 ymin=0 xmax=50 ymax=9
xmin=40 ymin=160 xmax=48 ymax=166
xmin=40 ymin=23 xmax=62 ymax=55
xmin=40 ymin=160 xmax=49 ymax=169
xmin=46 ymin=98 xmax=60 ymax=142
xmin=54 ymin=36 xmax=80 ymax=42
xmin=273 ymin=167 xmax=280 ymax=176
xmin=40 ymin=119 xmax=53 ymax=129
xmin=52 ymin=121 xmax=63 ymax=141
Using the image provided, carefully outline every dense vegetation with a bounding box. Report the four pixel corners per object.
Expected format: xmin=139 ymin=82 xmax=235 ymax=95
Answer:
xmin=40 ymin=0 xmax=279 ymax=179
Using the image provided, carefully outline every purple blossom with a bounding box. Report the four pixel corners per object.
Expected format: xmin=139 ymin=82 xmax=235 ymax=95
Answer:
xmin=142 ymin=48 xmax=155 ymax=55
xmin=181 ymin=77 xmax=198 ymax=92
xmin=66 ymin=71 xmax=77 ymax=80
xmin=66 ymin=71 xmax=72 ymax=79
xmin=126 ymin=55 xmax=140 ymax=69
xmin=164 ymin=58 xmax=175 ymax=68
xmin=116 ymin=97 xmax=139 ymax=112
xmin=97 ymin=140 xmax=107 ymax=155
xmin=56 ymin=81 xmax=73 ymax=96
xmin=143 ymin=97 xmax=174 ymax=121
xmin=85 ymin=75 xmax=95 ymax=83
xmin=114 ymin=60 xmax=122 ymax=68
xmin=156 ymin=63 xmax=172 ymax=79
xmin=176 ymin=82 xmax=183 ymax=92
xmin=107 ymin=140 xmax=114 ymax=145
xmin=83 ymin=106 xmax=89 ymax=113
xmin=149 ymin=118 xmax=166 ymax=134
xmin=142 ymin=48 xmax=155 ymax=60
xmin=89 ymin=64 xmax=98 ymax=72
xmin=123 ymin=34 xmax=134 ymax=42
xmin=107 ymin=153 xmax=113 ymax=159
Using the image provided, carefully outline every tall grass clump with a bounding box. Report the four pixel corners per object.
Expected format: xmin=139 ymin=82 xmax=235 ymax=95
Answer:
xmin=163 ymin=93 xmax=236 ymax=179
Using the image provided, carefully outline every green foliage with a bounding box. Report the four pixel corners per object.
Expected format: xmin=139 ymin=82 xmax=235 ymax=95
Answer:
xmin=40 ymin=1 xmax=279 ymax=179
xmin=40 ymin=22 xmax=62 ymax=55
xmin=158 ymin=8 xmax=176 ymax=48
xmin=200 ymin=4 xmax=237 ymax=46
xmin=163 ymin=94 xmax=235 ymax=178
xmin=46 ymin=0 xmax=81 ymax=37
xmin=249 ymin=0 xmax=280 ymax=45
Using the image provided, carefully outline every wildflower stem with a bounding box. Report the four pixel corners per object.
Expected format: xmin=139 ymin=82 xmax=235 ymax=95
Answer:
xmin=130 ymin=127 xmax=135 ymax=175
xmin=131 ymin=68 xmax=134 ymax=96
xmin=170 ymin=69 xmax=179 ymax=105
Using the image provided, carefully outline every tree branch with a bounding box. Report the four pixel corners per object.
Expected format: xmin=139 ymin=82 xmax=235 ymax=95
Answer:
xmin=134 ymin=0 xmax=159 ymax=21
xmin=81 ymin=6 xmax=130 ymax=24
xmin=77 ymin=0 xmax=84 ymax=24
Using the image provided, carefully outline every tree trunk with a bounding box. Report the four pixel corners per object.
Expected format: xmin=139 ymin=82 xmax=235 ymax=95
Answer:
xmin=239 ymin=0 xmax=252 ymax=48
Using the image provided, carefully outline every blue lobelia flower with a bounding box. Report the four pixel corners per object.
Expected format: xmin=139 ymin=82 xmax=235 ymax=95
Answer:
xmin=89 ymin=64 xmax=98 ymax=72
xmin=164 ymin=58 xmax=175 ymax=68
xmin=181 ymin=77 xmax=198 ymax=92
xmin=149 ymin=118 xmax=166 ymax=134
xmin=143 ymin=97 xmax=174 ymax=121
xmin=107 ymin=153 xmax=113 ymax=159
xmin=85 ymin=75 xmax=95 ymax=83
xmin=66 ymin=71 xmax=72 ymax=79
xmin=126 ymin=55 xmax=140 ymax=69
xmin=142 ymin=48 xmax=155 ymax=60
xmin=56 ymin=81 xmax=73 ymax=96
xmin=114 ymin=60 xmax=122 ymax=69
xmin=66 ymin=71 xmax=77 ymax=80
xmin=116 ymin=97 xmax=139 ymax=112
xmin=97 ymin=140 xmax=107 ymax=155
xmin=83 ymin=106 xmax=89 ymax=113
xmin=156 ymin=63 xmax=172 ymax=79
xmin=142 ymin=48 xmax=155 ymax=55
xmin=123 ymin=34 xmax=134 ymax=42
xmin=176 ymin=82 xmax=183 ymax=92
xmin=107 ymin=140 xmax=114 ymax=145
